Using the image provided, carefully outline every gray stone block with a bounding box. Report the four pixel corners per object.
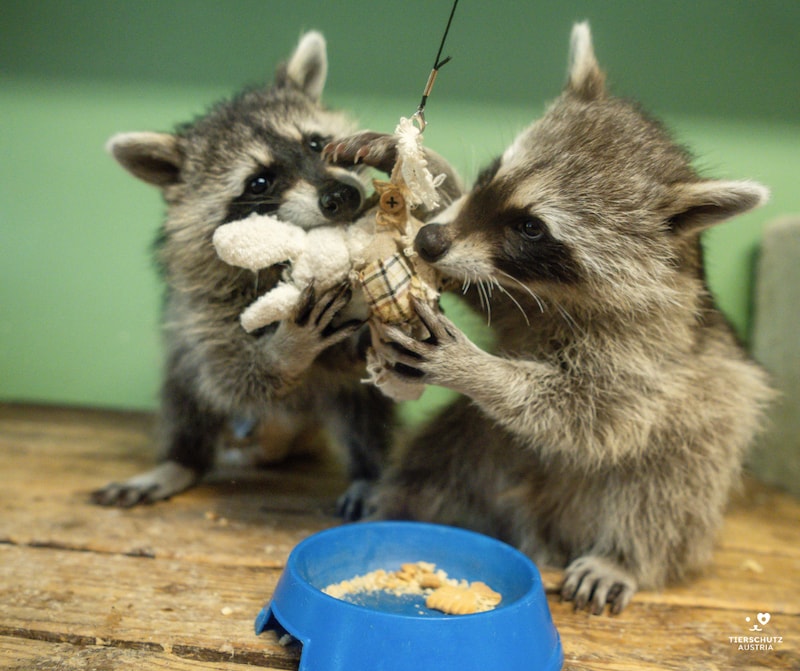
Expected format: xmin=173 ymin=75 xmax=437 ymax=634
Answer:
xmin=750 ymin=216 xmax=800 ymax=497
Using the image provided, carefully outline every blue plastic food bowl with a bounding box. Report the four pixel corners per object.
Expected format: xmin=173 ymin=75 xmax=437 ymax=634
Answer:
xmin=255 ymin=521 xmax=563 ymax=671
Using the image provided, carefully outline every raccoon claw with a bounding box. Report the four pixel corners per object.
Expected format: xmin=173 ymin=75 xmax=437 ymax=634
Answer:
xmin=371 ymin=322 xmax=428 ymax=367
xmin=372 ymin=300 xmax=459 ymax=359
xmin=324 ymin=132 xmax=397 ymax=173
xmin=336 ymin=479 xmax=376 ymax=521
xmin=294 ymin=283 xmax=318 ymax=326
xmin=561 ymin=556 xmax=637 ymax=615
xmin=322 ymin=142 xmax=347 ymax=165
xmin=90 ymin=461 xmax=199 ymax=508
xmin=324 ymin=143 xmax=369 ymax=166
xmin=317 ymin=283 xmax=349 ymax=322
xmin=354 ymin=146 xmax=372 ymax=164
xmin=286 ymin=282 xmax=362 ymax=352
xmin=296 ymin=282 xmax=347 ymax=327
xmin=91 ymin=482 xmax=160 ymax=508
xmin=410 ymin=296 xmax=458 ymax=343
xmin=315 ymin=284 xmax=364 ymax=342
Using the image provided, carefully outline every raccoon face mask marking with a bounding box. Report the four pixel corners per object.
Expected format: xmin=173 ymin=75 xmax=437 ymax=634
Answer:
xmin=220 ymin=129 xmax=367 ymax=229
xmin=416 ymin=175 xmax=583 ymax=289
xmin=225 ymin=167 xmax=281 ymax=221
xmin=491 ymin=208 xmax=582 ymax=285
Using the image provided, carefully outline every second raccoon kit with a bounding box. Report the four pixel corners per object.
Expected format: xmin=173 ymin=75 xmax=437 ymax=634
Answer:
xmin=92 ymin=31 xmax=460 ymax=519
xmin=90 ymin=33 xmax=417 ymax=518
xmin=370 ymin=23 xmax=772 ymax=614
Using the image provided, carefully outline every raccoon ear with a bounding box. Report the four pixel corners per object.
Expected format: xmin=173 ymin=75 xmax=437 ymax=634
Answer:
xmin=280 ymin=31 xmax=328 ymax=100
xmin=667 ymin=180 xmax=769 ymax=235
xmin=566 ymin=21 xmax=606 ymax=100
xmin=106 ymin=132 xmax=183 ymax=188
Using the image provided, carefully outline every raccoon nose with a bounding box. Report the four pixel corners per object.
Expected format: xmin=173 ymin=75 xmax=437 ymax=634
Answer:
xmin=319 ymin=182 xmax=362 ymax=221
xmin=415 ymin=223 xmax=451 ymax=263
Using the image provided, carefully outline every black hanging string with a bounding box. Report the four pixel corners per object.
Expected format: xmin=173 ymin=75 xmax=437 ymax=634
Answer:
xmin=414 ymin=0 xmax=459 ymax=130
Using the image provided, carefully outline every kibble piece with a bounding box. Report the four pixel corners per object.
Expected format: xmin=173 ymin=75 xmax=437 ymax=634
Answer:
xmin=419 ymin=573 xmax=442 ymax=589
xmin=471 ymin=581 xmax=502 ymax=607
xmin=426 ymin=585 xmax=481 ymax=615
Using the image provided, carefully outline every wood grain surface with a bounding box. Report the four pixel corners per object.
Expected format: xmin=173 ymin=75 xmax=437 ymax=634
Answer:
xmin=1 ymin=403 xmax=797 ymax=670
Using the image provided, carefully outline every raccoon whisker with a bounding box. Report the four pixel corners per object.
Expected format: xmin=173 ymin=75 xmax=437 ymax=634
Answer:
xmin=461 ymin=271 xmax=488 ymax=323
xmin=490 ymin=277 xmax=531 ymax=327
xmin=474 ymin=276 xmax=487 ymax=314
xmin=477 ymin=278 xmax=493 ymax=326
xmin=553 ymin=301 xmax=583 ymax=338
xmin=471 ymin=274 xmax=488 ymax=323
xmin=493 ymin=268 xmax=546 ymax=314
xmin=456 ymin=271 xmax=501 ymax=326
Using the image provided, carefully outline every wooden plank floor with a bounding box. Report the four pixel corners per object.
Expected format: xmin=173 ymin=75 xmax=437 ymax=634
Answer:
xmin=1 ymin=403 xmax=798 ymax=670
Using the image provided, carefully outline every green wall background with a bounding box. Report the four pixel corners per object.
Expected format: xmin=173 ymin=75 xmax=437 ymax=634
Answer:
xmin=2 ymin=1 xmax=799 ymax=412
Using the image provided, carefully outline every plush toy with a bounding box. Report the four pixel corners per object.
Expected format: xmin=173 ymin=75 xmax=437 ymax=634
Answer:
xmin=213 ymin=215 xmax=363 ymax=332
xmin=212 ymin=117 xmax=446 ymax=400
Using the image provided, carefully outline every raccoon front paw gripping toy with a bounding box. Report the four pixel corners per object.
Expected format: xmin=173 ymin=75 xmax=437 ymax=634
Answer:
xmin=213 ymin=116 xmax=447 ymax=400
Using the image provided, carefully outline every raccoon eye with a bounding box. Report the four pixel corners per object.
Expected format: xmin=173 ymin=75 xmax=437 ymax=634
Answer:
xmin=307 ymin=134 xmax=330 ymax=153
xmin=246 ymin=171 xmax=274 ymax=196
xmin=520 ymin=218 xmax=546 ymax=241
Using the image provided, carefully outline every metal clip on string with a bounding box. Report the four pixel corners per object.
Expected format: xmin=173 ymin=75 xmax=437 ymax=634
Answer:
xmin=413 ymin=0 xmax=459 ymax=132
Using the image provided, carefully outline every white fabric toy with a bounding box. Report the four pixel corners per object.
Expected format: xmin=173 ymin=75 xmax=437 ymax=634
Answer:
xmin=213 ymin=215 xmax=367 ymax=333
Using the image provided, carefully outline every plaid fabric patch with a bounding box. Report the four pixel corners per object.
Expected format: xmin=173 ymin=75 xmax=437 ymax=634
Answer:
xmin=359 ymin=253 xmax=415 ymax=323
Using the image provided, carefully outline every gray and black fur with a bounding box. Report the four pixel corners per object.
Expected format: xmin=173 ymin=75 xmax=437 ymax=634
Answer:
xmin=91 ymin=33 xmax=391 ymax=518
xmin=370 ymin=23 xmax=772 ymax=613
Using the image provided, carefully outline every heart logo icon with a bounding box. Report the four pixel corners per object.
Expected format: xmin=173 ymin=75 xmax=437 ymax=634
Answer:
xmin=757 ymin=612 xmax=770 ymax=626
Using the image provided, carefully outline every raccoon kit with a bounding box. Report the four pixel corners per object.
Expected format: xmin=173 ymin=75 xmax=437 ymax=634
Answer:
xmin=371 ymin=23 xmax=772 ymax=613
xmin=91 ymin=33 xmax=392 ymax=519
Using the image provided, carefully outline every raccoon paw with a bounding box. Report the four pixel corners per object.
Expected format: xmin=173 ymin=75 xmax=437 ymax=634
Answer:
xmin=561 ymin=555 xmax=637 ymax=615
xmin=335 ymin=478 xmax=376 ymax=521
xmin=90 ymin=461 xmax=198 ymax=508
xmin=323 ymin=132 xmax=397 ymax=174
xmin=371 ymin=296 xmax=477 ymax=389
xmin=270 ymin=283 xmax=364 ymax=378
xmin=295 ymin=283 xmax=363 ymax=344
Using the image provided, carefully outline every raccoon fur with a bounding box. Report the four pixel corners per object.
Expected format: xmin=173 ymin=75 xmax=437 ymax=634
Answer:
xmin=91 ymin=32 xmax=392 ymax=518
xmin=370 ymin=23 xmax=772 ymax=613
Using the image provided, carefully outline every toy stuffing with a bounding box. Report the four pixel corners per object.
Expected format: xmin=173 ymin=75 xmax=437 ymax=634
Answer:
xmin=212 ymin=116 xmax=447 ymax=400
